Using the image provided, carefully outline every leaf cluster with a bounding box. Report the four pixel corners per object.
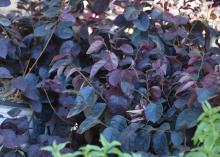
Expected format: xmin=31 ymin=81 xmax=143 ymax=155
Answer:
xmin=0 ymin=0 xmax=219 ymax=156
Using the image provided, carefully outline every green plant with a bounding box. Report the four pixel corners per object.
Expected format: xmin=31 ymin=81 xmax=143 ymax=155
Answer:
xmin=186 ymin=101 xmax=220 ymax=157
xmin=42 ymin=135 xmax=142 ymax=157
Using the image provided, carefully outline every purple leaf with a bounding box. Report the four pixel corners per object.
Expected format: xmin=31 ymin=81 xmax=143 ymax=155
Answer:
xmin=28 ymin=144 xmax=41 ymax=157
xmin=11 ymin=77 xmax=29 ymax=91
xmin=176 ymin=81 xmax=195 ymax=94
xmin=163 ymin=31 xmax=177 ymax=41
xmin=162 ymin=12 xmax=175 ymax=23
xmin=108 ymin=95 xmax=129 ymax=115
xmin=0 ymin=17 xmax=11 ymax=26
xmin=77 ymin=117 xmax=101 ymax=134
xmin=60 ymin=40 xmax=80 ymax=56
xmin=55 ymin=22 xmax=73 ymax=39
xmin=90 ymin=59 xmax=107 ymax=78
xmin=177 ymin=27 xmax=187 ymax=38
xmin=150 ymin=86 xmax=162 ymax=101
xmin=133 ymin=12 xmax=149 ymax=31
xmin=174 ymin=99 xmax=187 ymax=109
xmin=119 ymin=44 xmax=134 ymax=55
xmin=0 ymin=129 xmax=16 ymax=148
xmin=24 ymin=86 xmax=40 ymax=101
xmin=86 ymin=40 xmax=104 ymax=54
xmin=29 ymin=101 xmax=42 ymax=113
xmin=108 ymin=70 xmax=123 ymax=86
xmin=120 ymin=81 xmax=134 ymax=99
xmin=145 ymin=103 xmax=163 ymax=123
xmin=124 ymin=6 xmax=140 ymax=21
xmin=119 ymin=56 xmax=135 ymax=67
xmin=90 ymin=0 xmax=111 ymax=14
xmin=0 ymin=0 xmax=11 ymax=7
xmin=65 ymin=67 xmax=80 ymax=79
xmin=0 ymin=67 xmax=12 ymax=78
xmin=7 ymin=108 xmax=22 ymax=117
xmin=104 ymin=52 xmax=119 ymax=71
xmin=175 ymin=15 xmax=188 ymax=25
xmin=61 ymin=10 xmax=76 ymax=23
xmin=0 ymin=38 xmax=8 ymax=59
xmin=151 ymin=7 xmax=163 ymax=20
xmin=16 ymin=134 xmax=28 ymax=146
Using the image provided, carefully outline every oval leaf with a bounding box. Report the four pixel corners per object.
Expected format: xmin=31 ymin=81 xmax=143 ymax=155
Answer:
xmin=90 ymin=59 xmax=107 ymax=78
xmin=133 ymin=12 xmax=149 ymax=31
xmin=77 ymin=117 xmax=101 ymax=134
xmin=0 ymin=67 xmax=12 ymax=78
xmin=86 ymin=40 xmax=104 ymax=54
xmin=0 ymin=0 xmax=11 ymax=7
xmin=67 ymin=86 xmax=97 ymax=118
xmin=145 ymin=103 xmax=163 ymax=123
xmin=175 ymin=109 xmax=200 ymax=130
xmin=153 ymin=131 xmax=169 ymax=156
xmin=0 ymin=17 xmax=11 ymax=26
xmin=108 ymin=95 xmax=129 ymax=115
xmin=171 ymin=131 xmax=184 ymax=146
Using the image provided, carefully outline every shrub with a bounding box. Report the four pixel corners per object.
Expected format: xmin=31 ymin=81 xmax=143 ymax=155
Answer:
xmin=0 ymin=0 xmax=219 ymax=156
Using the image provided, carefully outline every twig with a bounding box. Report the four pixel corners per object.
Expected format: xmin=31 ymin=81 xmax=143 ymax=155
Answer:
xmin=43 ymin=88 xmax=73 ymax=125
xmin=75 ymin=68 xmax=107 ymax=103
xmin=28 ymin=27 xmax=56 ymax=73
xmin=23 ymin=59 xmax=31 ymax=76
xmin=198 ymin=51 xmax=205 ymax=79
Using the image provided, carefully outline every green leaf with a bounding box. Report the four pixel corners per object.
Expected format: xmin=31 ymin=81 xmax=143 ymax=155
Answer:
xmin=108 ymin=147 xmax=124 ymax=156
xmin=83 ymin=145 xmax=102 ymax=151
xmin=0 ymin=17 xmax=11 ymax=26
xmin=186 ymin=152 xmax=207 ymax=157
xmin=88 ymin=151 xmax=104 ymax=157
xmin=41 ymin=146 xmax=53 ymax=152
xmin=133 ymin=12 xmax=149 ymax=31
xmin=144 ymin=103 xmax=163 ymax=123
xmin=77 ymin=116 xmax=101 ymax=134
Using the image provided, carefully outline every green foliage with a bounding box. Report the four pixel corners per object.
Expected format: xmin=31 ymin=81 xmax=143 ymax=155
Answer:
xmin=42 ymin=135 xmax=142 ymax=157
xmin=186 ymin=101 xmax=220 ymax=157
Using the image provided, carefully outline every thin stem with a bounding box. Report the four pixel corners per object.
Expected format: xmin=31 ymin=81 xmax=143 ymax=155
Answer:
xmin=75 ymin=68 xmax=107 ymax=103
xmin=28 ymin=27 xmax=56 ymax=73
xmin=198 ymin=51 xmax=205 ymax=79
xmin=43 ymin=88 xmax=73 ymax=125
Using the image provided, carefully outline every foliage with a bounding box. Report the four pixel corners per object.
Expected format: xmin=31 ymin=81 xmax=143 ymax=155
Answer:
xmin=42 ymin=135 xmax=142 ymax=157
xmin=0 ymin=0 xmax=219 ymax=156
xmin=186 ymin=101 xmax=220 ymax=157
